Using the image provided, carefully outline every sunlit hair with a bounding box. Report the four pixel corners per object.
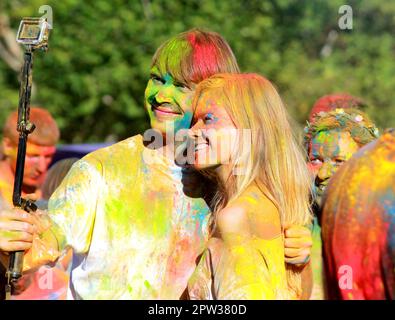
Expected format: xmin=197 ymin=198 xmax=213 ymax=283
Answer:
xmin=304 ymin=108 xmax=379 ymax=154
xmin=3 ymin=107 xmax=60 ymax=146
xmin=193 ymin=73 xmax=313 ymax=298
xmin=151 ymin=28 xmax=240 ymax=86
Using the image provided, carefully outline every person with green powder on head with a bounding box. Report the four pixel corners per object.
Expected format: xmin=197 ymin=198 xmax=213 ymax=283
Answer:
xmin=0 ymin=29 xmax=312 ymax=299
xmin=304 ymin=103 xmax=379 ymax=299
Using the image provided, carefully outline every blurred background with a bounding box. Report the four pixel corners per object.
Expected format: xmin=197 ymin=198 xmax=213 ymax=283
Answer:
xmin=0 ymin=0 xmax=394 ymax=144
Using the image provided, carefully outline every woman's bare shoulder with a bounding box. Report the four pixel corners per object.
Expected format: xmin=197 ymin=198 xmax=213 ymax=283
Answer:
xmin=216 ymin=203 xmax=250 ymax=236
xmin=218 ymin=188 xmax=282 ymax=240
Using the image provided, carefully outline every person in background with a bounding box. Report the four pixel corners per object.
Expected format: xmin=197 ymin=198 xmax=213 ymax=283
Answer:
xmin=0 ymin=107 xmax=60 ymax=206
xmin=304 ymin=106 xmax=379 ymax=299
xmin=322 ymin=129 xmax=395 ymax=299
xmin=0 ymin=107 xmax=59 ymax=299
xmin=11 ymin=158 xmax=78 ymax=300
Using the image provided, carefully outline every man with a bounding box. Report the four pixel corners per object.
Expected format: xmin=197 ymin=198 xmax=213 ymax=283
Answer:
xmin=304 ymin=105 xmax=379 ymax=299
xmin=322 ymin=129 xmax=395 ymax=299
xmin=0 ymin=29 xmax=311 ymax=299
xmin=306 ymin=108 xmax=378 ymax=208
xmin=0 ymin=107 xmax=59 ymax=299
xmin=0 ymin=107 xmax=59 ymax=206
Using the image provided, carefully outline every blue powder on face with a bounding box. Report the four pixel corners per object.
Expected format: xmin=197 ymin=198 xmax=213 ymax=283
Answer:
xmin=174 ymin=111 xmax=193 ymax=134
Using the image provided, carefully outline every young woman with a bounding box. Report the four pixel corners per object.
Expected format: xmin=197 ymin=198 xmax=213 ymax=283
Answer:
xmin=187 ymin=73 xmax=312 ymax=299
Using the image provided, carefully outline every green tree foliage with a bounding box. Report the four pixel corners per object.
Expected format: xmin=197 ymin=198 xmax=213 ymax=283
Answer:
xmin=0 ymin=0 xmax=394 ymax=143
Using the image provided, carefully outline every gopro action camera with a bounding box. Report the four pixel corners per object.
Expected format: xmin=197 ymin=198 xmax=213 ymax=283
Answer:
xmin=16 ymin=17 xmax=50 ymax=48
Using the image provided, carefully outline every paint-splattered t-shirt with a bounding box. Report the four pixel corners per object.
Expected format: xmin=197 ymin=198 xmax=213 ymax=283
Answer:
xmin=322 ymin=131 xmax=395 ymax=299
xmin=43 ymin=135 xmax=211 ymax=299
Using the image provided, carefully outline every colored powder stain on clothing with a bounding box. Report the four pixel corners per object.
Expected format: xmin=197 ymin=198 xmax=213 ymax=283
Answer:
xmin=190 ymin=203 xmax=211 ymax=237
xmin=188 ymin=234 xmax=290 ymax=300
xmin=11 ymin=260 xmax=70 ymax=300
xmin=322 ymin=131 xmax=395 ymax=299
xmin=43 ymin=135 xmax=211 ymax=299
xmin=188 ymin=185 xmax=291 ymax=300
xmin=144 ymin=280 xmax=152 ymax=290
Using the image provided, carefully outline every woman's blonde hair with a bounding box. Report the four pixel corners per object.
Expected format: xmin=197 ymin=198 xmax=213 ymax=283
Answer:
xmin=193 ymin=73 xmax=313 ymax=297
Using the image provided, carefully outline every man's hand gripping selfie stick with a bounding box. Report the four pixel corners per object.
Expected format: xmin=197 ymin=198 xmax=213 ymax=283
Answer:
xmin=5 ymin=17 xmax=51 ymax=299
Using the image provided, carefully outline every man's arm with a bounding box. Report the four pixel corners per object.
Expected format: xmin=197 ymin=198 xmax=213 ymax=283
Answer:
xmin=0 ymin=208 xmax=61 ymax=272
xmin=1 ymin=157 xmax=99 ymax=276
xmin=22 ymin=210 xmax=62 ymax=272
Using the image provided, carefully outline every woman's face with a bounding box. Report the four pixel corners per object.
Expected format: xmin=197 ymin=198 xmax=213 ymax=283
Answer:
xmin=189 ymin=91 xmax=238 ymax=170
